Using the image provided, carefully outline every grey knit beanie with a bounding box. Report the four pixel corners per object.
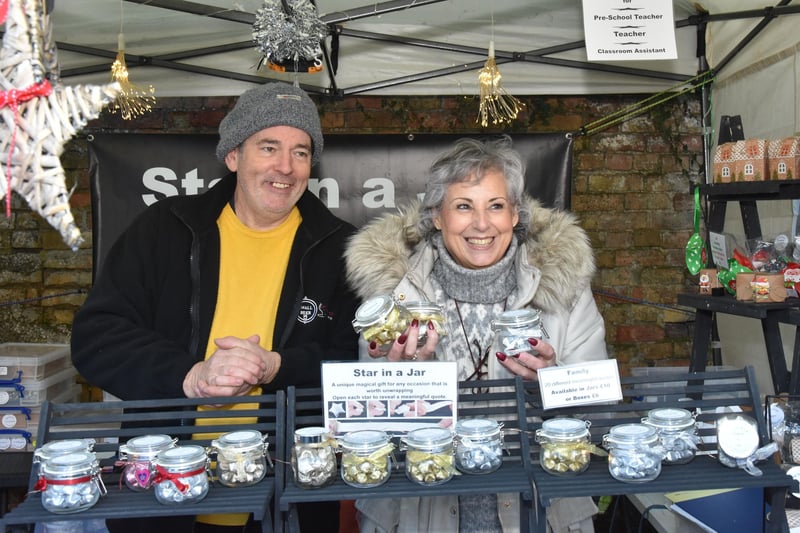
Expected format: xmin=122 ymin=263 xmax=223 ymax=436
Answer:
xmin=215 ymin=82 xmax=324 ymax=166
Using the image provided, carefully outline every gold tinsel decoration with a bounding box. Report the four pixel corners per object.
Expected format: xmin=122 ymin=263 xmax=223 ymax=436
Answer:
xmin=109 ymin=33 xmax=155 ymax=120
xmin=477 ymin=41 xmax=524 ymax=127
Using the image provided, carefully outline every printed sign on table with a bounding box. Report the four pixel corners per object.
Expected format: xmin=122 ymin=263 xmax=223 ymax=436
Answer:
xmin=582 ymin=0 xmax=677 ymax=61
xmin=322 ymin=361 xmax=458 ymax=437
xmin=537 ymin=359 xmax=622 ymax=410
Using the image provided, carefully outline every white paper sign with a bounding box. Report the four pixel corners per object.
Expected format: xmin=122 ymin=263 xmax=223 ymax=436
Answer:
xmin=708 ymin=231 xmax=729 ymax=268
xmin=537 ymin=359 xmax=622 ymax=409
xmin=582 ymin=0 xmax=678 ymax=61
xmin=322 ymin=361 xmax=458 ymax=437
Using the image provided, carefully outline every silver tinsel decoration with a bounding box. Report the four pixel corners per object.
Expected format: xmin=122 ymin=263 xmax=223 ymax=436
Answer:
xmin=253 ymin=0 xmax=326 ymax=66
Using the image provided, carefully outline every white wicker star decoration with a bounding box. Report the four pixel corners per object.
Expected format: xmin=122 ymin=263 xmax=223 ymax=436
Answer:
xmin=0 ymin=0 xmax=119 ymax=250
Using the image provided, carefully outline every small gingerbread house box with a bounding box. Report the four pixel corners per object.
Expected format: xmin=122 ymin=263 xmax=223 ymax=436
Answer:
xmin=713 ymin=142 xmax=737 ymax=183
xmin=768 ymin=137 xmax=800 ymax=180
xmin=713 ymin=139 xmax=768 ymax=183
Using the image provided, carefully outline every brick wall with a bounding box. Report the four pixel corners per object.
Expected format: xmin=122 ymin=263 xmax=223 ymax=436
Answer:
xmin=0 ymin=93 xmax=703 ymax=375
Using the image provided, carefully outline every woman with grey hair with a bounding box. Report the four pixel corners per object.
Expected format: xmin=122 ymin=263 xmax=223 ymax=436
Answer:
xmin=345 ymin=135 xmax=607 ymax=532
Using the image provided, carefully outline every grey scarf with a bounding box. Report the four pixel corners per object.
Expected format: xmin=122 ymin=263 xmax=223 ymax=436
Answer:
xmin=431 ymin=233 xmax=517 ymax=304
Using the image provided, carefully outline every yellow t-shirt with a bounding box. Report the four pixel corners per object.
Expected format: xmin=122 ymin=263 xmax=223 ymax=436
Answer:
xmin=196 ymin=203 xmax=299 ymax=526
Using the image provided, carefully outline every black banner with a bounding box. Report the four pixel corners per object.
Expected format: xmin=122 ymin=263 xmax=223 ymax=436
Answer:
xmin=89 ymin=133 xmax=572 ymax=275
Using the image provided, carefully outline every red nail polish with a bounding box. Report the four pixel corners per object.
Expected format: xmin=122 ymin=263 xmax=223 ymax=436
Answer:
xmin=398 ymin=334 xmax=407 ymax=345
xmin=428 ymin=320 xmax=435 ymax=330
xmin=411 ymin=319 xmax=419 ymax=328
xmin=495 ymin=352 xmax=507 ymax=361
xmin=528 ymin=338 xmax=538 ymax=347
xmin=511 ymin=353 xmax=521 ymax=358
xmin=369 ymin=341 xmax=377 ymax=350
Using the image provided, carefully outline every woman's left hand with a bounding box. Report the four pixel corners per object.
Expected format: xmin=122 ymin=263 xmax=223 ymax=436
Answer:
xmin=495 ymin=337 xmax=556 ymax=381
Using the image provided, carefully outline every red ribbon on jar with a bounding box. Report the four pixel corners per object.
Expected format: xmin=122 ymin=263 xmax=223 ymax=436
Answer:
xmin=33 ymin=474 xmax=93 ymax=492
xmin=153 ymin=465 xmax=207 ymax=493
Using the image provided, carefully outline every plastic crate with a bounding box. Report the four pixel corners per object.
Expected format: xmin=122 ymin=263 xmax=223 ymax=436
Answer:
xmin=0 ymin=343 xmax=71 ymax=381
xmin=0 ymin=428 xmax=34 ymax=452
xmin=0 ymin=405 xmax=32 ymax=429
xmin=0 ymin=383 xmax=83 ymax=453
xmin=19 ymin=367 xmax=78 ymax=407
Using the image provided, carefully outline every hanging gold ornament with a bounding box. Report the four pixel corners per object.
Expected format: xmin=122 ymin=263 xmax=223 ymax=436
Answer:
xmin=109 ymin=33 xmax=155 ymax=120
xmin=477 ymin=40 xmax=524 ymax=127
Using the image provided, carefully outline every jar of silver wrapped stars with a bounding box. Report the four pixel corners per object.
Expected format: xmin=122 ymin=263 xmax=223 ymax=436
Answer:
xmin=291 ymin=427 xmax=337 ymax=489
xmin=642 ymin=407 xmax=698 ymax=465
xmin=535 ymin=417 xmax=592 ymax=476
xmin=211 ymin=429 xmax=272 ymax=487
xmin=118 ymin=434 xmax=177 ymax=491
xmin=38 ymin=451 xmax=105 ymax=514
xmin=454 ymin=418 xmax=504 ymax=474
xmin=402 ymin=427 xmax=455 ymax=486
xmin=602 ymin=423 xmax=663 ymax=483
xmin=340 ymin=429 xmax=394 ymax=488
xmin=490 ymin=309 xmax=544 ymax=356
xmin=152 ymin=445 xmax=210 ymax=505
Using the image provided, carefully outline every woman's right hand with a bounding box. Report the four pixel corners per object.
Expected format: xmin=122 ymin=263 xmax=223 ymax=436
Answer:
xmin=367 ymin=319 xmax=439 ymax=361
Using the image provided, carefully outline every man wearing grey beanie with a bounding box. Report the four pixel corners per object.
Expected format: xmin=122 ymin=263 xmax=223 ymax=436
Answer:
xmin=72 ymin=81 xmax=358 ymax=533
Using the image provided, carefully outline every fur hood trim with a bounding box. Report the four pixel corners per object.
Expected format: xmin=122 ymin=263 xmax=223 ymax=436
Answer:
xmin=345 ymin=198 xmax=596 ymax=310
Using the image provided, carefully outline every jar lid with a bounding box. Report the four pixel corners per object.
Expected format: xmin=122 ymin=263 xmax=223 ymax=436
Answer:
xmin=352 ymin=294 xmax=396 ymax=330
xmin=404 ymin=427 xmax=453 ymax=447
xmin=213 ymin=429 xmax=264 ymax=452
xmin=341 ymin=429 xmax=390 ymax=450
xmin=455 ymin=418 xmax=501 ymax=437
xmin=35 ymin=439 xmax=95 ymax=461
xmin=605 ymin=423 xmax=658 ymax=445
xmin=40 ymin=451 xmax=97 ymax=475
xmin=123 ymin=434 xmax=175 ymax=453
xmin=717 ymin=414 xmax=760 ymax=459
xmin=295 ymin=426 xmax=332 ymax=444
xmin=645 ymin=407 xmax=694 ymax=428
xmin=154 ymin=445 xmax=207 ymax=467
xmin=539 ymin=417 xmax=590 ymax=439
xmin=492 ymin=308 xmax=541 ymax=328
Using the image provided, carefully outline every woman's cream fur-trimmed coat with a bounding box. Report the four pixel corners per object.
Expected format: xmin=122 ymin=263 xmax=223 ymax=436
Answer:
xmin=345 ymin=197 xmax=608 ymax=368
xmin=344 ymin=198 xmax=605 ymax=532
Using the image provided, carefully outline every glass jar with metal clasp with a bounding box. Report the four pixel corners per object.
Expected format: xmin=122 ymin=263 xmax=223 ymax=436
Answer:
xmin=401 ymin=427 xmax=455 ymax=486
xmin=352 ymin=294 xmax=412 ymax=353
xmin=118 ymin=434 xmax=177 ymax=491
xmin=291 ymin=427 xmax=337 ymax=489
xmin=339 ymin=429 xmax=394 ymax=488
xmin=642 ymin=407 xmax=699 ymax=465
xmin=454 ymin=418 xmax=504 ymax=474
xmin=37 ymin=451 xmax=106 ymax=514
xmin=602 ymin=423 xmax=664 ymax=483
xmin=152 ymin=445 xmax=210 ymax=505
xmin=535 ymin=417 xmax=593 ymax=476
xmin=211 ymin=429 xmax=272 ymax=487
xmin=490 ymin=309 xmax=545 ymax=357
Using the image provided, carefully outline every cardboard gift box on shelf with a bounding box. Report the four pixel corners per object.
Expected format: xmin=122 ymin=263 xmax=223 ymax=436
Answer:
xmin=767 ymin=137 xmax=800 ymax=180
xmin=713 ymin=139 xmax=768 ymax=183
xmin=735 ymin=272 xmax=786 ymax=302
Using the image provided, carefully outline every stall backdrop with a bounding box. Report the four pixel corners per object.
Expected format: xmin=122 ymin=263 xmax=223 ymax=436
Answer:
xmin=88 ymin=133 xmax=572 ymax=275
